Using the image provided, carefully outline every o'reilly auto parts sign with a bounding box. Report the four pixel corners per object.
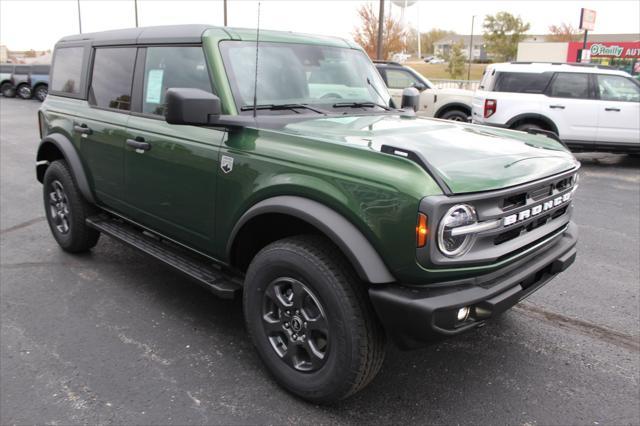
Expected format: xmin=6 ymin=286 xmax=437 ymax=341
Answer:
xmin=590 ymin=43 xmax=639 ymax=58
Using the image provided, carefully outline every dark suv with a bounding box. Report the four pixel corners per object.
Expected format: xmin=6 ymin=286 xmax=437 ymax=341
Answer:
xmin=37 ymin=25 xmax=579 ymax=403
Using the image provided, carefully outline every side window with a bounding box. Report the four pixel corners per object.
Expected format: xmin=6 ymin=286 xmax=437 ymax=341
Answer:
xmin=385 ymin=69 xmax=418 ymax=89
xmin=51 ymin=47 xmax=85 ymax=94
xmin=89 ymin=47 xmax=136 ymax=110
xmin=549 ymin=73 xmax=590 ymax=99
xmin=597 ymin=74 xmax=640 ymax=102
xmin=142 ymin=46 xmax=212 ymax=116
xmin=494 ymin=72 xmax=553 ymax=94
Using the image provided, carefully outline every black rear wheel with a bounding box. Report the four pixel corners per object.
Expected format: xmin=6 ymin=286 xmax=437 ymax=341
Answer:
xmin=34 ymin=85 xmax=48 ymax=102
xmin=243 ymin=235 xmax=385 ymax=403
xmin=43 ymin=160 xmax=100 ymax=253
xmin=440 ymin=109 xmax=469 ymax=122
xmin=1 ymin=82 xmax=15 ymax=98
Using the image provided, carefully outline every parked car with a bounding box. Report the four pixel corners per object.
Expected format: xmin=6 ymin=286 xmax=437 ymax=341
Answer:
xmin=0 ymin=64 xmax=15 ymax=97
xmin=12 ymin=65 xmax=32 ymax=99
xmin=375 ymin=60 xmax=473 ymax=121
xmin=37 ymin=25 xmax=579 ymax=403
xmin=422 ymin=55 xmax=434 ymax=63
xmin=30 ymin=64 xmax=50 ymax=102
xmin=390 ymin=52 xmax=410 ymax=64
xmin=428 ymin=57 xmax=445 ymax=64
xmin=472 ymin=62 xmax=640 ymax=153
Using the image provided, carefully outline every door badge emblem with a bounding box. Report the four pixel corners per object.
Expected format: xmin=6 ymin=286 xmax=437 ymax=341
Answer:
xmin=221 ymin=155 xmax=234 ymax=174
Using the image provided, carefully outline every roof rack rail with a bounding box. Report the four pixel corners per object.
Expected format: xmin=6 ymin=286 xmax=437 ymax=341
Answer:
xmin=508 ymin=61 xmax=616 ymax=70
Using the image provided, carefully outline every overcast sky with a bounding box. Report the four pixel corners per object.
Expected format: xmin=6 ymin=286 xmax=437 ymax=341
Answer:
xmin=1 ymin=0 xmax=639 ymax=51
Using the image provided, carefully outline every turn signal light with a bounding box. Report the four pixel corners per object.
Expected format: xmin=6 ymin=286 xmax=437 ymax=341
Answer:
xmin=416 ymin=213 xmax=428 ymax=248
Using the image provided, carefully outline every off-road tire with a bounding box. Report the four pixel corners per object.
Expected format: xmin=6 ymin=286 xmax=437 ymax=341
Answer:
xmin=440 ymin=109 xmax=469 ymax=122
xmin=16 ymin=84 xmax=32 ymax=100
xmin=1 ymin=82 xmax=15 ymax=98
xmin=243 ymin=235 xmax=386 ymax=403
xmin=43 ymin=160 xmax=100 ymax=253
xmin=516 ymin=123 xmax=545 ymax=132
xmin=34 ymin=85 xmax=48 ymax=102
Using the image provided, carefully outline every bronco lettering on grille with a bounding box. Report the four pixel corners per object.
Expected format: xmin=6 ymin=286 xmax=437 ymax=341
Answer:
xmin=503 ymin=192 xmax=572 ymax=227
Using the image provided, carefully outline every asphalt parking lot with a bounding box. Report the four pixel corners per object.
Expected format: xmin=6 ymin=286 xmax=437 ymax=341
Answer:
xmin=1 ymin=96 xmax=639 ymax=425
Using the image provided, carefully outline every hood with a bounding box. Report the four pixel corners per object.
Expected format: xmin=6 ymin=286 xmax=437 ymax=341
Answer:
xmin=277 ymin=114 xmax=578 ymax=194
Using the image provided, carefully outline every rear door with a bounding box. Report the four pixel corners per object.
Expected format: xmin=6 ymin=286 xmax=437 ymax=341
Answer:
xmin=123 ymin=45 xmax=225 ymax=252
xmin=80 ymin=46 xmax=136 ymax=211
xmin=594 ymin=74 xmax=640 ymax=144
xmin=543 ymin=72 xmax=599 ymax=143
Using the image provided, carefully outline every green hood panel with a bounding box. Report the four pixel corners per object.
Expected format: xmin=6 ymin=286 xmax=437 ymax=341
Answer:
xmin=278 ymin=115 xmax=578 ymax=194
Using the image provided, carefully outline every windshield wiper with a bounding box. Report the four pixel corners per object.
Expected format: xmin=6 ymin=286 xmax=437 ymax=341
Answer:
xmin=332 ymin=101 xmax=391 ymax=111
xmin=240 ymin=103 xmax=327 ymax=115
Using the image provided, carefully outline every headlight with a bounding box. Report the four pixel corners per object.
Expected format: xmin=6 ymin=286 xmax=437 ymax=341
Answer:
xmin=437 ymin=204 xmax=477 ymax=257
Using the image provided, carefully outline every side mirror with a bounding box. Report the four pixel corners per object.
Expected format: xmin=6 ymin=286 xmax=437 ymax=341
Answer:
xmin=165 ymin=88 xmax=221 ymax=125
xmin=413 ymin=82 xmax=427 ymax=92
xmin=401 ymin=87 xmax=420 ymax=112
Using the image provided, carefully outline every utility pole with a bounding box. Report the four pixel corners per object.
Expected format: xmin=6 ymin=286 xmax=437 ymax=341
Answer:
xmin=224 ymin=0 xmax=228 ymax=26
xmin=376 ymin=0 xmax=385 ymax=60
xmin=134 ymin=0 xmax=139 ymax=27
xmin=467 ymin=15 xmax=475 ymax=81
xmin=416 ymin=1 xmax=420 ymax=59
xmin=77 ymin=0 xmax=82 ymax=33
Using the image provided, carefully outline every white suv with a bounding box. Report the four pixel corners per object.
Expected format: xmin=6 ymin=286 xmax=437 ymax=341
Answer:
xmin=472 ymin=62 xmax=640 ymax=153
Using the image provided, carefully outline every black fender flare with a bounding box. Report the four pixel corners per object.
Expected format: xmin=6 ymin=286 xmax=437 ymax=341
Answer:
xmin=506 ymin=113 xmax=559 ymax=135
xmin=434 ymin=102 xmax=471 ymax=118
xmin=227 ymin=196 xmax=396 ymax=284
xmin=36 ymin=133 xmax=95 ymax=204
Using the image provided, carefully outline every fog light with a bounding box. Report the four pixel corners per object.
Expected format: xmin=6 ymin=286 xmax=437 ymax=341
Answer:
xmin=456 ymin=306 xmax=470 ymax=322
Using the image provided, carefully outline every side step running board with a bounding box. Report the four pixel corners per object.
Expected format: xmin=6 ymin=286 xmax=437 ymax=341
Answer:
xmin=86 ymin=215 xmax=241 ymax=299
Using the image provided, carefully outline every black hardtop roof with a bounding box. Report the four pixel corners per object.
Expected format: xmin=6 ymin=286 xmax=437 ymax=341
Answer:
xmin=56 ymin=24 xmax=216 ymax=46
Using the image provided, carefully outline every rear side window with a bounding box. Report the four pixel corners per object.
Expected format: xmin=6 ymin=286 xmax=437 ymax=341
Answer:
xmin=14 ymin=65 xmax=31 ymax=74
xmin=142 ymin=46 xmax=211 ymax=116
xmin=31 ymin=65 xmax=50 ymax=75
xmin=494 ymin=72 xmax=552 ymax=93
xmin=89 ymin=47 xmax=136 ymax=111
xmin=51 ymin=47 xmax=84 ymax=94
xmin=597 ymin=74 xmax=640 ymax=102
xmin=549 ymin=73 xmax=590 ymax=99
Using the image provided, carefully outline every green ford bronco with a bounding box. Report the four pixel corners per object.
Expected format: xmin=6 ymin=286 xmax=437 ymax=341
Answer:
xmin=37 ymin=25 xmax=579 ymax=402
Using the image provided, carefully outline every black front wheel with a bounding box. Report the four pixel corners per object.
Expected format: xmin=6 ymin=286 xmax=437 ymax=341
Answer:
xmin=440 ymin=109 xmax=469 ymax=122
xmin=243 ymin=235 xmax=385 ymax=403
xmin=43 ymin=160 xmax=100 ymax=252
xmin=16 ymin=84 xmax=32 ymax=99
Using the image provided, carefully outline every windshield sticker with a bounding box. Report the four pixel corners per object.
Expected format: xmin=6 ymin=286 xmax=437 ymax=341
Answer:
xmin=146 ymin=69 xmax=164 ymax=104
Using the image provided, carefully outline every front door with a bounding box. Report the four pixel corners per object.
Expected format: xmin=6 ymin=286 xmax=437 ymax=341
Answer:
xmin=383 ymin=68 xmax=434 ymax=115
xmin=123 ymin=45 xmax=224 ymax=252
xmin=594 ymin=74 xmax=640 ymax=144
xmin=80 ymin=46 xmax=137 ymax=211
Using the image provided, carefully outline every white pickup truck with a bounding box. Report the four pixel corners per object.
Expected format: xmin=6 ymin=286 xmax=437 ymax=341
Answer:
xmin=375 ymin=61 xmax=473 ymax=121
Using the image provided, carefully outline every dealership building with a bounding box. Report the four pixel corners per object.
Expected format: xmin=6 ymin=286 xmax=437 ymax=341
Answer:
xmin=517 ymin=34 xmax=640 ymax=75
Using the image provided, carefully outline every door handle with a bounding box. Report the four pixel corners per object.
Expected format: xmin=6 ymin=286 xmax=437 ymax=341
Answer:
xmin=73 ymin=124 xmax=92 ymax=135
xmin=126 ymin=137 xmax=151 ymax=152
xmin=605 ymin=107 xmax=621 ymax=112
xmin=549 ymin=105 xmax=565 ymax=109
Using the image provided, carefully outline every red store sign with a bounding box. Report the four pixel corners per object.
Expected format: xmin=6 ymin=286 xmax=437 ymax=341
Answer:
xmin=567 ymin=41 xmax=640 ymax=61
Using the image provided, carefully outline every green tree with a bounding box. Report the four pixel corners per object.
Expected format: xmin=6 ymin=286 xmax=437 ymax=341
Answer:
xmin=447 ymin=41 xmax=466 ymax=79
xmin=407 ymin=28 xmax=456 ymax=57
xmin=483 ymin=12 xmax=531 ymax=61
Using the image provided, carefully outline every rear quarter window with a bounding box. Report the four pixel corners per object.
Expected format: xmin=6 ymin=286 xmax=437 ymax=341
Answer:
xmin=494 ymin=72 xmax=553 ymax=94
xmin=31 ymin=65 xmax=51 ymax=75
xmin=51 ymin=47 xmax=85 ymax=95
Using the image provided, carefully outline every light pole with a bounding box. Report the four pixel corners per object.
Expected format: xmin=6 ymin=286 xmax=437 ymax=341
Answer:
xmin=376 ymin=0 xmax=384 ymax=60
xmin=224 ymin=0 xmax=227 ymax=26
xmin=134 ymin=0 xmax=139 ymax=27
xmin=77 ymin=0 xmax=82 ymax=33
xmin=467 ymin=15 xmax=475 ymax=81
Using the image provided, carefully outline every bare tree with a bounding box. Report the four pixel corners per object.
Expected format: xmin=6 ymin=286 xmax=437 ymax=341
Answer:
xmin=353 ymin=3 xmax=406 ymax=60
xmin=548 ymin=22 xmax=581 ymax=42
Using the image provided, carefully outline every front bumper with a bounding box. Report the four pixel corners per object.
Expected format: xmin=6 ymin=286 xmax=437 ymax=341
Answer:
xmin=369 ymin=222 xmax=577 ymax=349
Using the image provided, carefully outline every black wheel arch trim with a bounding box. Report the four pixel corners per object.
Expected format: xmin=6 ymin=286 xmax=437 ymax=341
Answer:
xmin=36 ymin=133 xmax=95 ymax=204
xmin=506 ymin=113 xmax=559 ymax=135
xmin=435 ymin=102 xmax=471 ymax=118
xmin=227 ymin=196 xmax=396 ymax=284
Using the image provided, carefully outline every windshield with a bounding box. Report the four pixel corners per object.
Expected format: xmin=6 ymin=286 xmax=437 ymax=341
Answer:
xmin=220 ymin=41 xmax=391 ymax=113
